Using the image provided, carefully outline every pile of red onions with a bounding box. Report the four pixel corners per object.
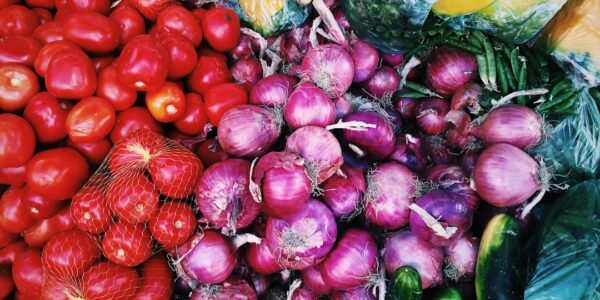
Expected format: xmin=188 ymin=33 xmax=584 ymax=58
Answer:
xmin=321 ymin=164 xmax=366 ymax=219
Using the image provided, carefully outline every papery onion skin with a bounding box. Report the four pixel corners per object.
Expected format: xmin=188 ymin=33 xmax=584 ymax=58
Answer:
xmin=231 ymin=58 xmax=263 ymax=92
xmin=471 ymin=104 xmax=543 ymax=150
xmin=300 ymin=44 xmax=354 ymax=98
xmin=320 ymin=228 xmax=378 ymax=290
xmin=342 ymin=111 xmax=396 ymax=161
xmin=444 ymin=234 xmax=479 ymax=281
xmin=425 ymin=46 xmax=478 ymax=98
xmin=249 ymin=74 xmax=298 ymax=107
xmin=280 ymin=24 xmax=312 ymax=65
xmin=252 ymin=274 xmax=270 ymax=297
xmin=331 ymin=287 xmax=376 ymax=300
xmin=217 ymin=105 xmax=281 ymax=158
xmin=365 ymin=162 xmax=415 ymax=230
xmin=415 ymin=98 xmax=450 ymax=135
xmin=460 ymin=149 xmax=479 ymax=175
xmin=179 ymin=231 xmax=235 ymax=284
xmin=362 ymin=66 xmax=400 ymax=99
xmin=321 ymin=164 xmax=365 ymax=219
xmin=285 ymin=82 xmax=336 ymax=129
xmin=382 ymin=230 xmax=444 ymax=289
xmin=450 ymin=82 xmax=483 ymax=114
xmin=424 ymin=164 xmax=479 ymax=210
xmin=423 ymin=135 xmax=459 ymax=165
xmin=301 ymin=264 xmax=332 ymax=295
xmin=265 ymin=199 xmax=337 ymax=270
xmin=190 ymin=276 xmax=257 ymax=300
xmin=231 ymin=33 xmax=258 ymax=60
xmin=285 ymin=126 xmax=343 ymax=183
xmin=350 ymin=39 xmax=379 ymax=83
xmin=473 ymin=143 xmax=540 ymax=207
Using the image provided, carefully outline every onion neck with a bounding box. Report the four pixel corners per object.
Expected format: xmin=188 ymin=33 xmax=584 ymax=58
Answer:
xmin=249 ymin=158 xmax=262 ymax=203
xmin=232 ymin=233 xmax=262 ymax=250
xmin=408 ymin=203 xmax=458 ymax=239
xmin=311 ymin=0 xmax=348 ymax=48
xmin=325 ymin=120 xmax=376 ymax=131
xmin=286 ymin=279 xmax=302 ymax=300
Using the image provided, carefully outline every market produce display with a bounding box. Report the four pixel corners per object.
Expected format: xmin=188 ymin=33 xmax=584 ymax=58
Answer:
xmin=0 ymin=0 xmax=599 ymax=299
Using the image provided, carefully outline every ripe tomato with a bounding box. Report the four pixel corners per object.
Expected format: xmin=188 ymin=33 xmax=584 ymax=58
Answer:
xmin=32 ymin=21 xmax=64 ymax=44
xmin=91 ymin=55 xmax=114 ymax=73
xmin=191 ymin=8 xmax=206 ymax=22
xmin=22 ymin=185 xmax=64 ymax=220
xmin=174 ymin=93 xmax=208 ymax=136
xmin=32 ymin=8 xmax=53 ymax=22
xmin=158 ymin=31 xmax=198 ymax=80
xmin=204 ymin=82 xmax=248 ymax=126
xmin=0 ymin=225 xmax=18 ymax=247
xmin=109 ymin=5 xmax=146 ymax=47
xmin=45 ymin=49 xmax=96 ymax=99
xmin=187 ymin=55 xmax=231 ymax=96
xmin=71 ymin=185 xmax=112 ymax=234
xmin=23 ymin=92 xmax=69 ymax=144
xmin=0 ymin=114 xmax=36 ymax=168
xmin=81 ymin=261 xmax=140 ymax=300
xmin=145 ymin=81 xmax=186 ymax=123
xmin=23 ymin=217 xmax=56 ymax=247
xmin=66 ymin=137 xmax=111 ymax=166
xmin=63 ymin=11 xmax=121 ymax=54
xmin=12 ymin=248 xmax=44 ymax=298
xmin=197 ymin=47 xmax=228 ymax=64
xmin=60 ymin=0 xmax=109 ymax=14
xmin=0 ymin=64 xmax=40 ymax=112
xmin=116 ymin=34 xmax=168 ymax=91
xmin=125 ymin=0 xmax=174 ymax=21
xmin=156 ymin=5 xmax=202 ymax=47
xmin=27 ymin=0 xmax=54 ymax=10
xmin=106 ymin=172 xmax=159 ymax=224
xmin=0 ymin=186 xmax=36 ymax=233
xmin=108 ymin=128 xmax=166 ymax=172
xmin=149 ymin=201 xmax=196 ymax=247
xmin=201 ymin=7 xmax=240 ymax=52
xmin=26 ymin=147 xmax=90 ymax=201
xmin=132 ymin=255 xmax=173 ymax=299
xmin=0 ymin=239 xmax=27 ymax=264
xmin=66 ymin=96 xmax=116 ymax=143
xmin=149 ymin=149 xmax=203 ymax=198
xmin=0 ymin=164 xmax=27 ymax=186
xmin=41 ymin=229 xmax=100 ymax=277
xmin=52 ymin=204 xmax=75 ymax=231
xmin=195 ymin=137 xmax=229 ymax=168
xmin=0 ymin=5 xmax=40 ymax=36
xmin=102 ymin=221 xmax=153 ymax=267
xmin=0 ymin=35 xmax=42 ymax=66
xmin=0 ymin=267 xmax=13 ymax=299
xmin=34 ymin=40 xmax=80 ymax=77
xmin=96 ymin=64 xmax=137 ymax=111
xmin=109 ymin=107 xmax=164 ymax=144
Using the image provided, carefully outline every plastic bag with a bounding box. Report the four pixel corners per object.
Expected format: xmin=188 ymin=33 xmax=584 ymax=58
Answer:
xmin=524 ymin=179 xmax=600 ymax=300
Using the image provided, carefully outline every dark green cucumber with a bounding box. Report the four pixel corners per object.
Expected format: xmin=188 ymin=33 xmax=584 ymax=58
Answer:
xmin=386 ymin=266 xmax=422 ymax=300
xmin=475 ymin=214 xmax=522 ymax=300
xmin=431 ymin=287 xmax=462 ymax=300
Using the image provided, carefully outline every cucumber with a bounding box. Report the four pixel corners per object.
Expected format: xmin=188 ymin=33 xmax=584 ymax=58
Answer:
xmin=386 ymin=266 xmax=422 ymax=300
xmin=432 ymin=287 xmax=462 ymax=300
xmin=475 ymin=214 xmax=522 ymax=300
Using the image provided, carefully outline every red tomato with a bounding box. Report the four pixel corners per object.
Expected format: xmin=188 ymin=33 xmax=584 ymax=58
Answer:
xmin=108 ymin=128 xmax=166 ymax=172
xmin=197 ymin=47 xmax=228 ymax=64
xmin=191 ymin=8 xmax=207 ymax=22
xmin=0 ymin=164 xmax=27 ymax=186
xmin=174 ymin=93 xmax=208 ymax=136
xmin=0 ymin=114 xmax=36 ymax=169
xmin=0 ymin=64 xmax=40 ymax=112
xmin=0 ymin=225 xmax=18 ymax=247
xmin=195 ymin=137 xmax=229 ymax=168
xmin=60 ymin=0 xmax=109 ymax=14
xmin=116 ymin=34 xmax=168 ymax=91
xmin=201 ymin=7 xmax=240 ymax=52
xmin=0 ymin=239 xmax=27 ymax=264
xmin=42 ymin=229 xmax=100 ymax=277
xmin=81 ymin=261 xmax=140 ymax=300
xmin=12 ymin=248 xmax=44 ymax=298
xmin=96 ymin=64 xmax=137 ymax=111
xmin=109 ymin=5 xmax=146 ymax=47
xmin=27 ymin=0 xmax=55 ymax=10
xmin=106 ymin=172 xmax=159 ymax=224
xmin=32 ymin=21 xmax=64 ymax=44
xmin=132 ymin=255 xmax=173 ymax=299
xmin=158 ymin=31 xmax=198 ymax=80
xmin=63 ymin=11 xmax=121 ymax=54
xmin=66 ymin=137 xmax=111 ymax=166
xmin=0 ymin=5 xmax=40 ymax=36
xmin=109 ymin=106 xmax=164 ymax=143
xmin=45 ymin=49 xmax=97 ymax=99
xmin=0 ymin=35 xmax=42 ymax=66
xmin=23 ymin=217 xmax=56 ymax=247
xmin=148 ymin=201 xmax=196 ymax=247
xmin=52 ymin=204 xmax=75 ymax=231
xmin=66 ymin=96 xmax=116 ymax=143
xmin=149 ymin=149 xmax=203 ymax=198
xmin=102 ymin=221 xmax=153 ymax=267
xmin=187 ymin=55 xmax=231 ymax=96
xmin=156 ymin=5 xmax=202 ymax=47
xmin=71 ymin=185 xmax=112 ymax=234
xmin=204 ymin=82 xmax=248 ymax=126
xmin=0 ymin=186 xmax=36 ymax=233
xmin=91 ymin=55 xmax=114 ymax=73
xmin=26 ymin=147 xmax=90 ymax=201
xmin=22 ymin=185 xmax=64 ymax=220
xmin=145 ymin=81 xmax=186 ymax=123
xmin=0 ymin=267 xmax=13 ymax=299
xmin=34 ymin=40 xmax=80 ymax=77
xmin=23 ymin=92 xmax=69 ymax=144
xmin=125 ymin=0 xmax=174 ymax=21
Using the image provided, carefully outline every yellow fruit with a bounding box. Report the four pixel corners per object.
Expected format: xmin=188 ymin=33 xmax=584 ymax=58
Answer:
xmin=432 ymin=0 xmax=495 ymax=17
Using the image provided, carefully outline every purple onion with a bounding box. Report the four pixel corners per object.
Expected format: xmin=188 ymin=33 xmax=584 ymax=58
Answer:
xmin=443 ymin=234 xmax=479 ymax=281
xmin=285 ymin=126 xmax=343 ymax=183
xmin=301 ymin=264 xmax=332 ymax=295
xmin=425 ymin=46 xmax=478 ymax=98
xmin=252 ymin=273 xmax=270 ymax=297
xmin=230 ymin=33 xmax=258 ymax=60
xmin=342 ymin=111 xmax=396 ymax=161
xmin=285 ymin=82 xmax=336 ymax=129
xmin=249 ymin=74 xmax=298 ymax=107
xmin=280 ymin=23 xmax=312 ymax=64
xmin=291 ymin=285 xmax=319 ymax=300
xmin=332 ymin=287 xmax=376 ymax=300
xmin=190 ymin=276 xmax=257 ymax=299
xmin=450 ymin=82 xmax=483 ymax=114
xmin=381 ymin=52 xmax=405 ymax=67
xmin=246 ymin=219 xmax=281 ymax=275
xmin=321 ymin=164 xmax=365 ymax=219
xmin=300 ymin=44 xmax=354 ymax=98
xmin=424 ymin=164 xmax=479 ymax=210
xmin=362 ymin=66 xmax=400 ymax=98
xmin=333 ymin=8 xmax=350 ymax=31
xmin=395 ymin=97 xmax=419 ymax=119
xmin=389 ymin=134 xmax=428 ymax=172
xmin=333 ymin=95 xmax=352 ymax=120
xmin=423 ymin=135 xmax=458 ymax=165
xmin=415 ymin=98 xmax=450 ymax=135
xmin=471 ymin=104 xmax=543 ymax=150
xmin=178 ymin=231 xmax=235 ymax=284
xmin=350 ymin=39 xmax=379 ymax=83
xmin=460 ymin=149 xmax=479 ymax=175
xmin=231 ymin=57 xmax=263 ymax=91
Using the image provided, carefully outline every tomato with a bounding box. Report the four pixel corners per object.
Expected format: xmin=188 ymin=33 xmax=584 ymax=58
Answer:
xmin=66 ymin=96 xmax=116 ymax=143
xmin=145 ymin=81 xmax=186 ymax=123
xmin=27 ymin=0 xmax=55 ymax=10
xmin=34 ymin=41 xmax=79 ymax=78
xmin=63 ymin=11 xmax=121 ymax=54
xmin=156 ymin=5 xmax=202 ymax=47
xmin=0 ymin=239 xmax=27 ymax=265
xmin=187 ymin=55 xmax=231 ymax=96
xmin=66 ymin=137 xmax=111 ymax=166
xmin=96 ymin=65 xmax=137 ymax=111
xmin=125 ymin=0 xmax=174 ymax=21
xmin=0 ymin=225 xmax=18 ymax=247
xmin=0 ymin=65 xmax=40 ymax=112
xmin=106 ymin=172 xmax=159 ymax=224
xmin=0 ymin=35 xmax=42 ymax=66
xmin=71 ymin=185 xmax=112 ymax=234
xmin=0 ymin=186 xmax=36 ymax=233
xmin=23 ymin=204 xmax=76 ymax=247
xmin=148 ymin=201 xmax=195 ymax=247
xmin=0 ymin=114 xmax=36 ymax=169
xmin=116 ymin=34 xmax=168 ymax=91
xmin=158 ymin=31 xmax=198 ymax=80
xmin=23 ymin=92 xmax=69 ymax=144
xmin=22 ymin=185 xmax=64 ymax=220
xmin=204 ymin=82 xmax=248 ymax=126
xmin=41 ymin=229 xmax=100 ymax=277
xmin=60 ymin=0 xmax=109 ymax=14
xmin=149 ymin=149 xmax=203 ymax=198
xmin=12 ymin=248 xmax=44 ymax=298
xmin=195 ymin=137 xmax=229 ymax=168
xmin=0 ymin=5 xmax=40 ymax=36
xmin=197 ymin=47 xmax=228 ymax=64
xmin=133 ymin=255 xmax=173 ymax=300
xmin=0 ymin=165 xmax=27 ymax=186
xmin=109 ymin=107 xmax=164 ymax=143
xmin=174 ymin=93 xmax=208 ymax=136
xmin=26 ymin=147 xmax=90 ymax=201
xmin=81 ymin=261 xmax=140 ymax=300
xmin=102 ymin=221 xmax=153 ymax=267
xmin=91 ymin=55 xmax=114 ymax=73
xmin=52 ymin=204 xmax=75 ymax=231
xmin=45 ymin=49 xmax=97 ymax=99
xmin=191 ymin=8 xmax=207 ymax=22
xmin=108 ymin=128 xmax=166 ymax=173
xmin=33 ymin=21 xmax=64 ymax=44
xmin=109 ymin=5 xmax=146 ymax=47
xmin=0 ymin=267 xmax=13 ymax=299
xmin=201 ymin=7 xmax=240 ymax=52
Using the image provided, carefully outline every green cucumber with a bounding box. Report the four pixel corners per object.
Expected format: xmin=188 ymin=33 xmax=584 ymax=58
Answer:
xmin=431 ymin=287 xmax=462 ymax=300
xmin=475 ymin=214 xmax=522 ymax=300
xmin=386 ymin=266 xmax=422 ymax=300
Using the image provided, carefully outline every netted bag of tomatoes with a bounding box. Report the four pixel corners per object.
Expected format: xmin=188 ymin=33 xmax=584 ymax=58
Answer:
xmin=39 ymin=129 xmax=203 ymax=300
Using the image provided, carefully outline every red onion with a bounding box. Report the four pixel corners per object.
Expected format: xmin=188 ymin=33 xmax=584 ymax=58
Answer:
xmin=334 ymin=95 xmax=352 ymax=120
xmin=265 ymin=199 xmax=337 ymax=270
xmin=395 ymin=97 xmax=419 ymax=119
xmin=423 ymin=135 xmax=458 ymax=165
xmin=321 ymin=164 xmax=365 ymax=219
xmin=450 ymin=82 xmax=483 ymax=115
xmin=389 ymin=134 xmax=428 ymax=172
xmin=178 ymin=231 xmax=235 ymax=284
xmin=300 ymin=44 xmax=354 ymax=98
xmin=246 ymin=219 xmax=281 ymax=275
xmin=285 ymin=126 xmax=343 ymax=183
xmin=408 ymin=190 xmax=473 ymax=247
xmin=446 ymin=128 xmax=477 ymax=151
xmin=424 ymin=164 xmax=479 ymax=210
xmin=231 ymin=33 xmax=259 ymax=60
xmin=350 ymin=39 xmax=379 ymax=83
xmin=250 ymin=74 xmax=298 ymax=107
xmin=460 ymin=149 xmax=479 ymax=175
xmin=195 ymin=159 xmax=261 ymax=234
xmin=443 ymin=234 xmax=478 ymax=281
xmin=362 ymin=66 xmax=400 ymax=99
xmin=231 ymin=58 xmax=263 ymax=91
xmin=290 ymin=285 xmax=319 ymax=300
xmin=382 ymin=230 xmax=444 ymax=289
xmin=281 ymin=24 xmax=312 ymax=65
xmin=217 ymin=105 xmax=282 ymax=158
xmin=251 ymin=152 xmax=311 ymax=218
xmin=332 ymin=287 xmax=376 ymax=300
xmin=381 ymin=52 xmax=404 ymax=67
xmin=471 ymin=105 xmax=543 ymax=150
xmin=320 ymin=229 xmax=378 ymax=290
xmin=301 ymin=264 xmax=332 ymax=295
xmin=285 ymin=82 xmax=336 ymax=129
xmin=364 ymin=162 xmax=416 ymax=230
xmin=190 ymin=277 xmax=257 ymax=300
xmin=252 ymin=273 xmax=270 ymax=297
xmin=333 ymin=8 xmax=350 ymax=31
xmin=415 ymin=98 xmax=450 ymax=135
xmin=426 ymin=46 xmax=478 ymax=98
xmin=342 ymin=111 xmax=396 ymax=161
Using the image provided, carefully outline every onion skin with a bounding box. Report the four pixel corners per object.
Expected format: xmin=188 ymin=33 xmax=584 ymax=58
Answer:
xmin=291 ymin=286 xmax=319 ymax=300
xmin=249 ymin=74 xmax=298 ymax=107
xmin=190 ymin=277 xmax=257 ymax=300
xmin=415 ymin=98 xmax=450 ymax=135
xmin=443 ymin=234 xmax=478 ymax=281
xmin=389 ymin=135 xmax=428 ymax=172
xmin=246 ymin=220 xmax=281 ymax=275
xmin=365 ymin=162 xmax=415 ymax=230
xmin=321 ymin=164 xmax=366 ymax=219
xmin=362 ymin=66 xmax=400 ymax=98
xmin=231 ymin=58 xmax=263 ymax=92
xmin=381 ymin=52 xmax=405 ymax=67
xmin=280 ymin=24 xmax=312 ymax=65
xmin=285 ymin=126 xmax=343 ymax=183
xmin=424 ymin=164 xmax=479 ymax=211
xmin=350 ymin=39 xmax=379 ymax=83
xmin=382 ymin=230 xmax=444 ymax=289
xmin=471 ymin=104 xmax=543 ymax=150
xmin=179 ymin=231 xmax=235 ymax=284
xmin=320 ymin=229 xmax=378 ymax=290
xmin=252 ymin=274 xmax=270 ymax=297
xmin=425 ymin=46 xmax=478 ymax=98
xmin=300 ymin=44 xmax=354 ymax=98
xmin=333 ymin=95 xmax=352 ymax=120
xmin=395 ymin=97 xmax=419 ymax=119
xmin=331 ymin=287 xmax=376 ymax=300
xmin=217 ymin=105 xmax=281 ymax=158
xmin=450 ymin=82 xmax=483 ymax=114
xmin=285 ymin=82 xmax=336 ymax=129
xmin=460 ymin=150 xmax=479 ymax=175
xmin=473 ymin=143 xmax=541 ymax=207
xmin=301 ymin=264 xmax=332 ymax=295
xmin=423 ymin=135 xmax=458 ymax=165
xmin=342 ymin=111 xmax=396 ymax=161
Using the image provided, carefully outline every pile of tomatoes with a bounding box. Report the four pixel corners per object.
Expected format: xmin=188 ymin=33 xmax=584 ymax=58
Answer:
xmin=0 ymin=0 xmax=247 ymax=298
